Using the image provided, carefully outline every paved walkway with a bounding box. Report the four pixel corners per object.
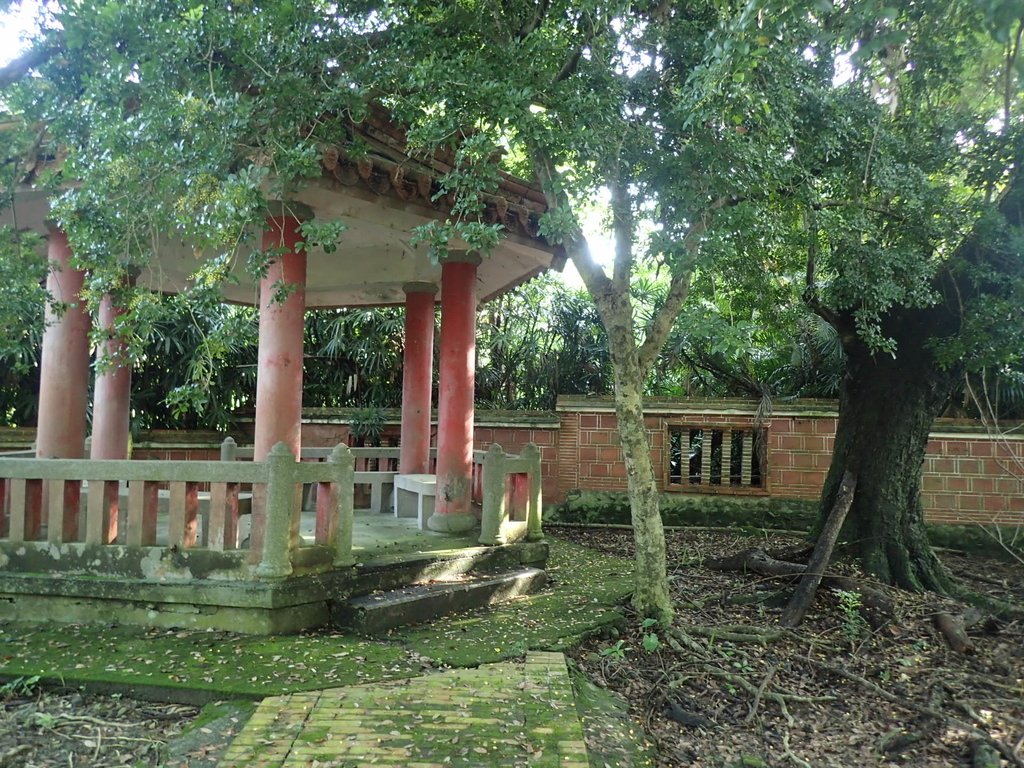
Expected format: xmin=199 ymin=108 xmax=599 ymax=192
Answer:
xmin=217 ymin=652 xmax=590 ymax=767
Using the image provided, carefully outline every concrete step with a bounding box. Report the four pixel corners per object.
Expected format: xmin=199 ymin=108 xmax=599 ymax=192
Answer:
xmin=331 ymin=567 xmax=547 ymax=634
xmin=350 ymin=540 xmax=549 ymax=595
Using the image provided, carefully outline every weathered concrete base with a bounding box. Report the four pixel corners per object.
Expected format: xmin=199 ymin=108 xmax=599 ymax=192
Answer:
xmin=0 ymin=540 xmax=550 ymax=635
xmin=0 ymin=592 xmax=330 ymax=635
xmin=334 ymin=567 xmax=547 ymax=634
xmin=426 ymin=511 xmax=477 ymax=533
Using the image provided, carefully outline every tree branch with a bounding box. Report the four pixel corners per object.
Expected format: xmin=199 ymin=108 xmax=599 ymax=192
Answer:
xmin=637 ymin=268 xmax=691 ymax=377
xmin=527 ymin=138 xmax=613 ymax=302
xmin=812 ymin=198 xmax=908 ymax=223
xmin=517 ymin=0 xmax=552 ymax=40
xmin=553 ymin=47 xmax=585 ymax=83
xmin=551 ymin=13 xmax=601 ymax=84
xmin=636 ymin=195 xmax=737 ymax=376
xmin=610 ymin=175 xmax=633 ymax=293
xmin=0 ymin=45 xmax=58 ymax=89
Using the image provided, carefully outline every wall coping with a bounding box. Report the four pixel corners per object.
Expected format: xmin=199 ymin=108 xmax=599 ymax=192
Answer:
xmin=298 ymin=408 xmax=560 ymax=429
xmin=556 ymin=395 xmax=839 ymax=418
xmin=929 ymin=430 xmax=1024 ymax=442
xmin=555 ymin=396 xmax=1024 ymax=438
xmin=6 ymin=402 xmax=1021 ymax=447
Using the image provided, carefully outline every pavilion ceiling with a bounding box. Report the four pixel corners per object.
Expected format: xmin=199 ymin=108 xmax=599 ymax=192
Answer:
xmin=2 ymin=108 xmax=565 ymax=307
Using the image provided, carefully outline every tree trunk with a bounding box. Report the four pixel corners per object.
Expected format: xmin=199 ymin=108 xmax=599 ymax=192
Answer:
xmin=817 ymin=316 xmax=959 ymax=593
xmin=606 ymin=314 xmax=674 ymax=623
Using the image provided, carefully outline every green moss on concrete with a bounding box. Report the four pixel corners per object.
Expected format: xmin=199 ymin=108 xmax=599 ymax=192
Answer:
xmin=571 ymin=667 xmax=655 ymax=767
xmin=549 ymin=491 xmax=818 ymax=531
xmin=0 ymin=539 xmax=632 ymax=698
xmin=396 ymin=539 xmax=632 ymax=667
xmin=0 ymin=621 xmax=419 ymax=698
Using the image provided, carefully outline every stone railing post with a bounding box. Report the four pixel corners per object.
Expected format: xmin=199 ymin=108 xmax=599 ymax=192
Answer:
xmin=257 ymin=442 xmax=295 ymax=578
xmin=330 ymin=443 xmax=355 ymax=567
xmin=523 ymin=443 xmax=544 ymax=542
xmin=220 ymin=436 xmax=237 ymax=462
xmin=479 ymin=443 xmax=507 ymax=546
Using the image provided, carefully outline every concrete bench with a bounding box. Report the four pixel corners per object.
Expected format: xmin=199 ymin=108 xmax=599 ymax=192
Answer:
xmin=394 ymin=474 xmax=436 ymax=530
xmin=360 ymin=471 xmax=398 ymax=515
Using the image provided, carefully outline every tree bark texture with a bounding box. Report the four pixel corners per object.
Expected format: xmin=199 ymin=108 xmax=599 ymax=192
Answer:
xmin=781 ymin=470 xmax=857 ymax=627
xmin=603 ymin=298 xmax=673 ymax=623
xmin=818 ymin=319 xmax=959 ymax=593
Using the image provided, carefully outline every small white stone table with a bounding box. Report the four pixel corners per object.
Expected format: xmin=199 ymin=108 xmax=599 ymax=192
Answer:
xmin=394 ymin=474 xmax=437 ymax=530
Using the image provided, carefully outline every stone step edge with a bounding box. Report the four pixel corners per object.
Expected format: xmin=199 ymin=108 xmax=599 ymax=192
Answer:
xmin=331 ymin=567 xmax=547 ymax=634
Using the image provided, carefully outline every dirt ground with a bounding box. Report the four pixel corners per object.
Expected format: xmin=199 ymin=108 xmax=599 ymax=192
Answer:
xmin=0 ymin=691 xmax=204 ymax=767
xmin=561 ymin=526 xmax=1024 ymax=768
xmin=1 ymin=528 xmax=1020 ymax=767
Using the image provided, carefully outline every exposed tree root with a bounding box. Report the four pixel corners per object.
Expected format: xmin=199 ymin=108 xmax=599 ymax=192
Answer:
xmin=971 ymin=739 xmax=1002 ymax=768
xmin=781 ymin=470 xmax=857 ymax=627
xmin=705 ymin=547 xmax=894 ymax=624
xmin=934 ymin=612 xmax=975 ymax=654
xmin=878 ymin=728 xmax=928 ymax=754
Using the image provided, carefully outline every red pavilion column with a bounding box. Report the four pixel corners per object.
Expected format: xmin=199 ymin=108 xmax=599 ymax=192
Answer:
xmin=428 ymin=253 xmax=480 ymax=533
xmin=399 ymin=283 xmax=437 ymax=476
xmin=90 ymin=290 xmax=133 ymax=460
xmin=36 ymin=226 xmax=90 ymax=460
xmin=253 ymin=204 xmax=311 ymax=461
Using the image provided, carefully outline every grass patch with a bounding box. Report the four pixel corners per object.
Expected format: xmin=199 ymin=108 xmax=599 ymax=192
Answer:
xmin=0 ymin=539 xmax=633 ymax=698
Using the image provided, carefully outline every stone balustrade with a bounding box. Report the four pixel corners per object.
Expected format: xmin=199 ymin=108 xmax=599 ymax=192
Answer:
xmin=0 ymin=441 xmax=354 ymax=581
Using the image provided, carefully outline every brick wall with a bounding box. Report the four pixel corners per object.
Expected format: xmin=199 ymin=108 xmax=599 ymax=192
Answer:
xmin=554 ymin=396 xmax=1024 ymax=528
xmin=767 ymin=415 xmax=837 ymax=499
xmin=923 ymin=432 xmax=1024 ymax=525
xmin=473 ymin=424 xmax=560 ymax=501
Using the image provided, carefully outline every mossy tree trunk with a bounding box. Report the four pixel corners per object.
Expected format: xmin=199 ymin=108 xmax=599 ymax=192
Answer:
xmin=817 ymin=310 xmax=959 ymax=592
xmin=528 ymin=143 xmax=697 ymax=623
xmin=604 ymin=307 xmax=674 ymax=623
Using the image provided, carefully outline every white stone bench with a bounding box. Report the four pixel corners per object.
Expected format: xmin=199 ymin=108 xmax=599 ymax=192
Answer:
xmin=394 ymin=474 xmax=436 ymax=530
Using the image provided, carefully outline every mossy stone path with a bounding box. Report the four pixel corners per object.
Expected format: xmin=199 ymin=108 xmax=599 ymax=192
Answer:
xmin=218 ymin=651 xmax=589 ymax=767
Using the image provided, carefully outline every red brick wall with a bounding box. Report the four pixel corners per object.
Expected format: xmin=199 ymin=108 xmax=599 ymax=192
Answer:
xmin=767 ymin=415 xmax=837 ymax=500
xmin=552 ymin=398 xmax=1024 ymax=528
xmin=922 ymin=433 xmax=1024 ymax=525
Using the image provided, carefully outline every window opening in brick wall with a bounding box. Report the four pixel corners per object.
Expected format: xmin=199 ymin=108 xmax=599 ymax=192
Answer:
xmin=667 ymin=424 xmax=767 ymax=493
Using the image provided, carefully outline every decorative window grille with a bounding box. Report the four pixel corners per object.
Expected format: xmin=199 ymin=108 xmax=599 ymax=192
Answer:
xmin=666 ymin=424 xmax=768 ymax=493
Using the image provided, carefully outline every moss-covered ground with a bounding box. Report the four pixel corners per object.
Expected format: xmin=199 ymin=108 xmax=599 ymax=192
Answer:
xmin=0 ymin=539 xmax=633 ymax=699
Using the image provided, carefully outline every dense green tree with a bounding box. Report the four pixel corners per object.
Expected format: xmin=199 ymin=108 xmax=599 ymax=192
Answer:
xmin=477 ymin=275 xmax=611 ymax=410
xmin=691 ymin=1 xmax=1024 ymax=592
